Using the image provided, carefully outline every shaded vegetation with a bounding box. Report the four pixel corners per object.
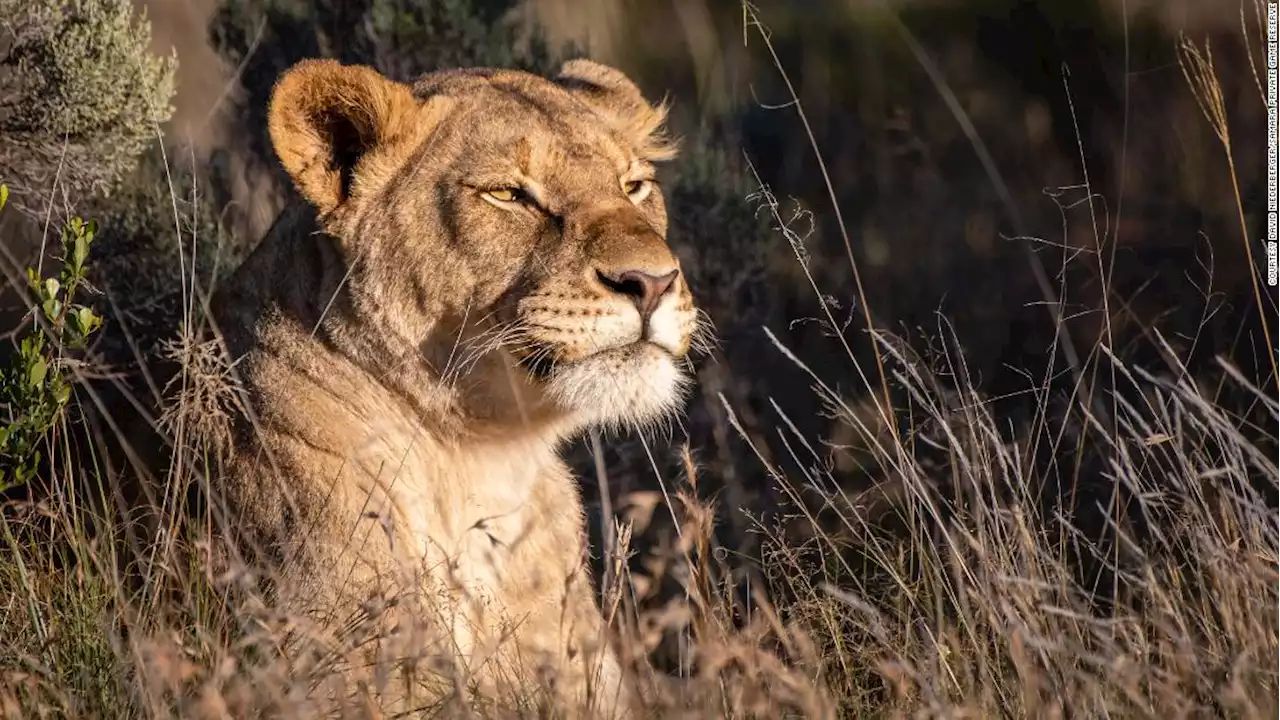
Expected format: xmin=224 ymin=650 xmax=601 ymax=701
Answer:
xmin=0 ymin=0 xmax=176 ymax=214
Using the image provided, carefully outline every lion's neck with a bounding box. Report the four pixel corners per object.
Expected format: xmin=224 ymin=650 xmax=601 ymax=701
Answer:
xmin=247 ymin=312 xmax=575 ymax=485
xmin=315 ymin=314 xmax=577 ymax=442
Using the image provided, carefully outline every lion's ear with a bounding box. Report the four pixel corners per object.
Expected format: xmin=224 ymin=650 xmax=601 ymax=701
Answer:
xmin=267 ymin=59 xmax=423 ymax=214
xmin=554 ymin=59 xmax=678 ymax=162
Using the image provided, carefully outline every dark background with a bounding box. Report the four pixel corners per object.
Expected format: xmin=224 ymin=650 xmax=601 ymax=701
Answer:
xmin=114 ymin=0 xmax=1275 ymax=590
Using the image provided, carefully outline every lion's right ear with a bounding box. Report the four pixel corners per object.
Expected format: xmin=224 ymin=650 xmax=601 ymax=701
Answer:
xmin=554 ymin=59 xmax=678 ymax=163
xmin=267 ymin=59 xmax=425 ymax=215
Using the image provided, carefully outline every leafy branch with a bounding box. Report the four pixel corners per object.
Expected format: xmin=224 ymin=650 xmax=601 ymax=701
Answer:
xmin=0 ymin=184 xmax=103 ymax=490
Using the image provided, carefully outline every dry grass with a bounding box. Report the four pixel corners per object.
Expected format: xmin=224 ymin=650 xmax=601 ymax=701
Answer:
xmin=1 ymin=3 xmax=1276 ymax=719
xmin=0 ymin=280 xmax=1274 ymax=718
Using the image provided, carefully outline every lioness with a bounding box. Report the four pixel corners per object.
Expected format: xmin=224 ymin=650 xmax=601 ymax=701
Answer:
xmin=208 ymin=57 xmax=699 ymax=715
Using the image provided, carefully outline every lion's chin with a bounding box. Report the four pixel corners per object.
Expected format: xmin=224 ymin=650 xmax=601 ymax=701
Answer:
xmin=540 ymin=342 xmax=688 ymax=430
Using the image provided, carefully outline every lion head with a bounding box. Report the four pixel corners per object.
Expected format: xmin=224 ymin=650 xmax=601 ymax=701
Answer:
xmin=264 ymin=58 xmax=703 ymax=433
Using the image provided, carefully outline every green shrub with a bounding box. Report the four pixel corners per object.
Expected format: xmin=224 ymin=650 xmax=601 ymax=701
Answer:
xmin=0 ymin=0 xmax=177 ymax=213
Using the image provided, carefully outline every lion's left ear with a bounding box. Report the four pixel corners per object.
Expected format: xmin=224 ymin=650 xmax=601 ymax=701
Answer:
xmin=554 ymin=59 xmax=678 ymax=162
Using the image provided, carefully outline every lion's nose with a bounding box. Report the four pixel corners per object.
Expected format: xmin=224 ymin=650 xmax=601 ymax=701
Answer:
xmin=596 ymin=268 xmax=679 ymax=319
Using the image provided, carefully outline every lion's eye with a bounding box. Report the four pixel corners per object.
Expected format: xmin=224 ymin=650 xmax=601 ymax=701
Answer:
xmin=623 ymin=179 xmax=652 ymax=202
xmin=483 ymin=187 xmax=523 ymax=204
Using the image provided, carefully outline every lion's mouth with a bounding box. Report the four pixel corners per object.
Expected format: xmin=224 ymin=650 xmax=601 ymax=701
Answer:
xmin=515 ymin=340 xmax=671 ymax=381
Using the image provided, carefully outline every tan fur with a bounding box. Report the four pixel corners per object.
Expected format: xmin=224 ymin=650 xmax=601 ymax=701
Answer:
xmin=209 ymin=57 xmax=699 ymax=716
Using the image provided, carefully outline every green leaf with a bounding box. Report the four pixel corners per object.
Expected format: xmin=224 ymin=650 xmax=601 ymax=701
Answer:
xmin=76 ymin=306 xmax=100 ymax=335
xmin=74 ymin=232 xmax=90 ymax=270
xmin=44 ymin=277 xmax=60 ymax=300
xmin=29 ymin=357 xmax=47 ymax=388
xmin=0 ymin=184 xmax=8 ymax=212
